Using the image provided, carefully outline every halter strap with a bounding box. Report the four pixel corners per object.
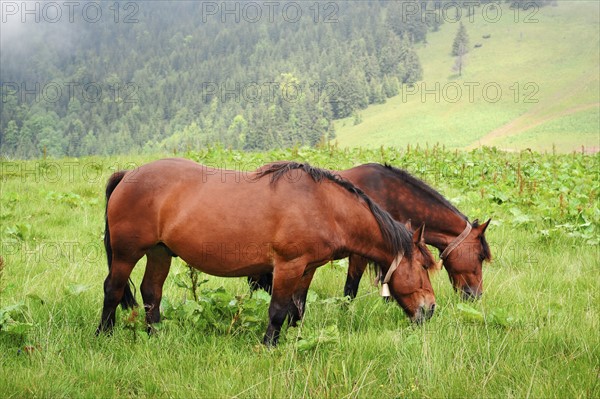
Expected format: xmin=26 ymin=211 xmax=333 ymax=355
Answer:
xmin=383 ymin=253 xmax=403 ymax=284
xmin=440 ymin=221 xmax=472 ymax=260
xmin=379 ymin=253 xmax=403 ymax=297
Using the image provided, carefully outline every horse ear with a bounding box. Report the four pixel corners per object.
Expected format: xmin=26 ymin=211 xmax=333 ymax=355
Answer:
xmin=413 ymin=223 xmax=426 ymax=244
xmin=479 ymin=218 xmax=491 ymax=235
xmin=405 ymin=219 xmax=412 ymax=231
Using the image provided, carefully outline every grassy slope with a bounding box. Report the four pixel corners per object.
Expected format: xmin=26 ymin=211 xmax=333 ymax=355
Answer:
xmin=334 ymin=1 xmax=600 ymax=152
xmin=1 ymin=149 xmax=598 ymax=398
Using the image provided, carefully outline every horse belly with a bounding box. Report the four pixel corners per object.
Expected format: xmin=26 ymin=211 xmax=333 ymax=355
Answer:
xmin=172 ymin=237 xmax=276 ymax=277
xmin=161 ymin=194 xmax=280 ymax=277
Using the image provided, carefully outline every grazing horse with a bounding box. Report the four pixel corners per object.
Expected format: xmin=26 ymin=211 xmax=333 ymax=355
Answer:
xmin=340 ymin=164 xmax=491 ymax=300
xmin=249 ymin=163 xmax=491 ymax=300
xmin=96 ymin=159 xmax=436 ymax=346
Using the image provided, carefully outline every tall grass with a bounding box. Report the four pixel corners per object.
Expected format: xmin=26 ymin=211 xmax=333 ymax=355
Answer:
xmin=1 ymin=147 xmax=598 ymax=397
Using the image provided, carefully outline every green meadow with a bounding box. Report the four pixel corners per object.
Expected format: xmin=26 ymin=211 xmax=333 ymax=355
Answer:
xmin=334 ymin=2 xmax=600 ymax=152
xmin=1 ymin=147 xmax=598 ymax=397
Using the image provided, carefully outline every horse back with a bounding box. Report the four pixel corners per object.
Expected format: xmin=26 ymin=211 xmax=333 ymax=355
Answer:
xmin=106 ymin=158 xmax=348 ymax=275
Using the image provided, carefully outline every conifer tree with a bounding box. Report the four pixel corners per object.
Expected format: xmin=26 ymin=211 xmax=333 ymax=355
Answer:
xmin=452 ymin=22 xmax=470 ymax=56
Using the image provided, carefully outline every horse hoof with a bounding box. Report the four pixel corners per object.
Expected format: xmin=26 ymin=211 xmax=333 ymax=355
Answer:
xmin=95 ymin=325 xmax=114 ymax=336
xmin=262 ymin=336 xmax=279 ymax=347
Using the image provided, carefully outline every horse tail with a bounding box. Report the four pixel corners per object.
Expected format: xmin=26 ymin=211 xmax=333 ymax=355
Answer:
xmin=104 ymin=170 xmax=137 ymax=309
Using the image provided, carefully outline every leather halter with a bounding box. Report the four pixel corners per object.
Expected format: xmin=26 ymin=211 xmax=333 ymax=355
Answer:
xmin=380 ymin=252 xmax=403 ymax=297
xmin=383 ymin=253 xmax=403 ymax=284
xmin=440 ymin=222 xmax=472 ymax=261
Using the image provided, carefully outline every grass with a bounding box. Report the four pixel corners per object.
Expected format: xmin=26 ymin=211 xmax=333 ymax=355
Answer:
xmin=333 ymin=1 xmax=600 ymax=152
xmin=493 ymin=107 xmax=600 ymax=152
xmin=1 ymin=147 xmax=599 ymax=397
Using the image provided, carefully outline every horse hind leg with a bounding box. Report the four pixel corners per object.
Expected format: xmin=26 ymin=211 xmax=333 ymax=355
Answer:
xmin=263 ymin=259 xmax=305 ymax=346
xmin=288 ymin=268 xmax=316 ymax=327
xmin=96 ymin=254 xmax=141 ymax=335
xmin=248 ymin=272 xmax=274 ymax=294
xmin=141 ymin=245 xmax=172 ymax=333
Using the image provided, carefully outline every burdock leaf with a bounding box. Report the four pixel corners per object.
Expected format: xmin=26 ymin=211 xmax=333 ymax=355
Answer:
xmin=456 ymin=303 xmax=484 ymax=322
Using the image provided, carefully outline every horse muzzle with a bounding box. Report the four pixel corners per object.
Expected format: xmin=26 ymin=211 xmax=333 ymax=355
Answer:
xmin=412 ymin=303 xmax=436 ymax=324
xmin=461 ymin=285 xmax=482 ymax=301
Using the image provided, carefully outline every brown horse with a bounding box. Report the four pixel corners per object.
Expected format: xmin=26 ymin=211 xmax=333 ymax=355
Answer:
xmin=340 ymin=164 xmax=491 ymax=300
xmin=97 ymin=159 xmax=436 ymax=345
xmin=250 ymin=163 xmax=491 ymax=300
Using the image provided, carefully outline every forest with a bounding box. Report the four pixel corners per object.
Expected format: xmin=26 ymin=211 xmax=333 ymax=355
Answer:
xmin=1 ymin=0 xmax=439 ymax=157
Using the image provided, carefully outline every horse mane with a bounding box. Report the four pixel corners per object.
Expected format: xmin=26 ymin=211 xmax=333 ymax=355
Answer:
xmin=255 ymin=162 xmax=412 ymax=258
xmin=381 ymin=163 xmax=467 ymax=220
xmin=472 ymin=220 xmax=492 ymax=261
xmin=417 ymin=241 xmax=436 ymax=270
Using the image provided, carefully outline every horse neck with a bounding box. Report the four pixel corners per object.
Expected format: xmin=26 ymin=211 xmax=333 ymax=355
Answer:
xmin=349 ymin=229 xmax=396 ymax=267
xmin=337 ymin=201 xmax=397 ymax=267
xmin=342 ymin=165 xmax=468 ymax=255
xmin=423 ymin=208 xmax=468 ymax=252
xmin=385 ymin=176 xmax=468 ymax=252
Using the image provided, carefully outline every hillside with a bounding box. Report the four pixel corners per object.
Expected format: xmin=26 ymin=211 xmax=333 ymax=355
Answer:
xmin=333 ymin=1 xmax=600 ymax=152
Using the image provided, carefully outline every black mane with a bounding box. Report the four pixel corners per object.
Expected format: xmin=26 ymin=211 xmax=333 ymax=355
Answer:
xmin=255 ymin=162 xmax=412 ymax=258
xmin=472 ymin=220 xmax=492 ymax=261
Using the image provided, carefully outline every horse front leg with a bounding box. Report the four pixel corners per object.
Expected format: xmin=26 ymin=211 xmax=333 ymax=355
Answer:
xmin=263 ymin=260 xmax=304 ymax=346
xmin=344 ymin=254 xmax=369 ymax=298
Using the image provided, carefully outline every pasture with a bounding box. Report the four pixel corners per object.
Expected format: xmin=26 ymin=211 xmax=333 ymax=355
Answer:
xmin=334 ymin=1 xmax=600 ymax=152
xmin=1 ymin=146 xmax=598 ymax=398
